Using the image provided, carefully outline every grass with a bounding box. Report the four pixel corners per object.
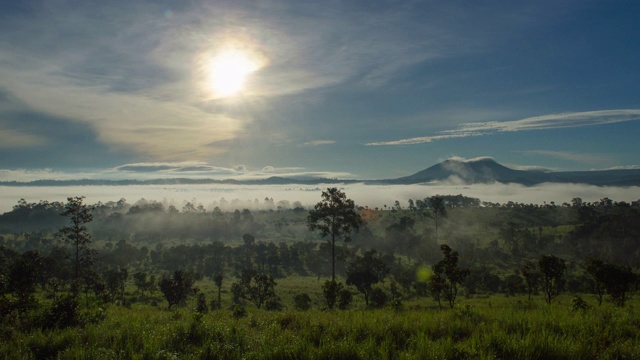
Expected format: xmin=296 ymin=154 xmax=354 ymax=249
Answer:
xmin=2 ymin=291 xmax=639 ymax=359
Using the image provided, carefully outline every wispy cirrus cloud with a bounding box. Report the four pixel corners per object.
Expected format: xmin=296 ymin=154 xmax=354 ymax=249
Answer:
xmin=0 ymin=161 xmax=358 ymax=182
xmin=519 ymin=150 xmax=612 ymax=165
xmin=0 ymin=128 xmax=48 ymax=148
xmin=302 ymin=140 xmax=335 ymax=146
xmin=367 ymin=109 xmax=640 ymax=146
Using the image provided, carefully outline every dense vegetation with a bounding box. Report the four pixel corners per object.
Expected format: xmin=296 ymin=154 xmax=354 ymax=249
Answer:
xmin=1 ymin=191 xmax=639 ymax=359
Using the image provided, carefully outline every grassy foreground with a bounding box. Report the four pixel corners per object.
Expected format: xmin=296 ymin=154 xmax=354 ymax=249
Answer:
xmin=2 ymin=295 xmax=640 ymax=359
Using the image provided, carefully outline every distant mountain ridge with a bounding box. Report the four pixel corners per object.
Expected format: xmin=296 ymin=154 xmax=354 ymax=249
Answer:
xmin=385 ymin=158 xmax=640 ymax=186
xmin=2 ymin=159 xmax=640 ymax=186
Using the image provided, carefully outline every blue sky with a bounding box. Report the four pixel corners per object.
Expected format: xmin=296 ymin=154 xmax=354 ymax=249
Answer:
xmin=1 ymin=0 xmax=639 ymax=182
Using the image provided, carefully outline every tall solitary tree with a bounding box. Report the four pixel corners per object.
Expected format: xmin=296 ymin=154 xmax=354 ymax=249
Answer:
xmin=428 ymin=196 xmax=447 ymax=244
xmin=538 ymin=254 xmax=565 ymax=304
xmin=307 ymin=188 xmax=363 ymax=282
xmin=59 ymin=196 xmax=95 ymax=290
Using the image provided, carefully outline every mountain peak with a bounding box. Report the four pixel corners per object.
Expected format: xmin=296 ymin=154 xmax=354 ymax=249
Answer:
xmin=390 ymin=158 xmax=532 ymax=184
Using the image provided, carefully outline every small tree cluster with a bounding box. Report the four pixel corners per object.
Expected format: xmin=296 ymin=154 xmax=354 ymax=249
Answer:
xmin=585 ymin=259 xmax=636 ymax=307
xmin=158 ymin=270 xmax=198 ymax=309
xmin=232 ymin=269 xmax=278 ymax=309
xmin=429 ymin=244 xmax=469 ymax=309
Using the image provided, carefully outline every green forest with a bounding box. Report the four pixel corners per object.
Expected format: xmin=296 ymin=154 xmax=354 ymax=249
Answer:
xmin=1 ymin=189 xmax=640 ymax=359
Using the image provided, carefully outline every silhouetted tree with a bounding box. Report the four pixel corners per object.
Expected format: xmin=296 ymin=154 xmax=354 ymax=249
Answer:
xmin=214 ymin=274 xmax=223 ymax=309
xmin=430 ymin=244 xmax=469 ymax=308
xmin=427 ymin=196 xmax=447 ymax=243
xmin=158 ymin=270 xmax=198 ymax=309
xmin=345 ymin=249 xmax=390 ymax=307
xmin=587 ymin=259 xmax=636 ymax=307
xmin=234 ymin=269 xmax=277 ymax=309
xmin=521 ymin=261 xmax=540 ymax=300
xmin=307 ymin=188 xmax=363 ymax=281
xmin=538 ymin=254 xmax=565 ymax=304
xmin=584 ymin=259 xmax=607 ymax=306
xmin=58 ymin=197 xmax=95 ymax=293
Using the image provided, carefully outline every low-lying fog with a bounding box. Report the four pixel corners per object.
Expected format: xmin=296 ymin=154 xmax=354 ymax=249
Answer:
xmin=1 ymin=183 xmax=639 ymax=213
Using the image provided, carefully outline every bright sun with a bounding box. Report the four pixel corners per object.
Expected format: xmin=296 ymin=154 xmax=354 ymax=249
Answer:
xmin=209 ymin=49 xmax=259 ymax=98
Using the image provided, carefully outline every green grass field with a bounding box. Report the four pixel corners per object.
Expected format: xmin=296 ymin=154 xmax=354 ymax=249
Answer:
xmin=2 ymin=276 xmax=639 ymax=359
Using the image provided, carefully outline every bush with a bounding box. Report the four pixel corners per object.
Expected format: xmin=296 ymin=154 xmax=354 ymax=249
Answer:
xmin=196 ymin=293 xmax=208 ymax=313
xmin=294 ymin=293 xmax=312 ymax=311
xmin=231 ymin=303 xmax=246 ymax=319
xmin=265 ymin=296 xmax=283 ymax=311
xmin=338 ymin=289 xmax=352 ymax=310
xmin=369 ymin=288 xmax=388 ymax=309
xmin=322 ymin=280 xmax=343 ymax=310
xmin=42 ymin=295 xmax=81 ymax=329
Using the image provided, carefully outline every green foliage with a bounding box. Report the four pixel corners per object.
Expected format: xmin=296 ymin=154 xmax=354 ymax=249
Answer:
xmin=3 ymin=296 xmax=640 ymax=359
xmin=236 ymin=269 xmax=278 ymax=309
xmin=196 ymin=293 xmax=208 ymax=313
xmin=345 ymin=249 xmax=390 ymax=307
xmin=307 ymin=188 xmax=364 ymax=281
xmin=58 ymin=196 xmax=94 ymax=284
xmin=321 ymin=280 xmax=343 ymax=310
xmin=570 ymin=295 xmax=589 ymax=312
xmin=430 ymin=244 xmax=470 ymax=308
xmin=158 ymin=270 xmax=198 ymax=309
xmin=41 ymin=294 xmax=81 ymax=329
xmin=369 ymin=287 xmax=388 ymax=309
xmin=538 ymin=254 xmax=566 ymax=304
xmin=293 ymin=293 xmax=312 ymax=311
xmin=338 ymin=288 xmax=353 ymax=310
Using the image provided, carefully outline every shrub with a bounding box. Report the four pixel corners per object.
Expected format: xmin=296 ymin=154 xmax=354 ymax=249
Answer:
xmin=369 ymin=288 xmax=388 ymax=309
xmin=42 ymin=295 xmax=80 ymax=329
xmin=196 ymin=293 xmax=208 ymax=313
xmin=322 ymin=280 xmax=343 ymax=310
xmin=294 ymin=293 xmax=312 ymax=311
xmin=338 ymin=289 xmax=352 ymax=310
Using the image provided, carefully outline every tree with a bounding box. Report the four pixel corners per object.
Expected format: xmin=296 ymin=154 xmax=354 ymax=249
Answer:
xmin=133 ymin=271 xmax=155 ymax=297
xmin=158 ymin=270 xmax=198 ymax=309
xmin=58 ymin=196 xmax=95 ymax=288
xmin=430 ymin=244 xmax=469 ymax=308
xmin=521 ymin=261 xmax=540 ymax=300
xmin=234 ymin=269 xmax=277 ymax=309
xmin=7 ymin=250 xmax=43 ymax=311
xmin=587 ymin=259 xmax=636 ymax=307
xmin=307 ymin=188 xmax=364 ymax=282
xmin=538 ymin=254 xmax=565 ymax=304
xmin=427 ymin=196 xmax=447 ymax=243
xmin=345 ymin=249 xmax=390 ymax=307
xmin=104 ymin=268 xmax=128 ymax=302
xmin=584 ymin=259 xmax=607 ymax=306
xmin=601 ymin=263 xmax=636 ymax=307
xmin=322 ymin=280 xmax=343 ymax=310
xmin=213 ymin=274 xmax=224 ymax=309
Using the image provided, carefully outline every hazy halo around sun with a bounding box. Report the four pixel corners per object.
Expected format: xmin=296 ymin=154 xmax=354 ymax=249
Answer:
xmin=208 ymin=47 xmax=261 ymax=98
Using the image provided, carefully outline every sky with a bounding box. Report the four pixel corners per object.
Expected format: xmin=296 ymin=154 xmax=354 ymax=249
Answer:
xmin=1 ymin=0 xmax=640 ymax=182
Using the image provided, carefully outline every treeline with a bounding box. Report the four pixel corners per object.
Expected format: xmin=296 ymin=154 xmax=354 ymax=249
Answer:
xmin=1 ymin=192 xmax=640 ymax=339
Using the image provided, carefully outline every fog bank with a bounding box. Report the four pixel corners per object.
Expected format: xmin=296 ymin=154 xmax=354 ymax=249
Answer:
xmin=1 ymin=183 xmax=638 ymax=213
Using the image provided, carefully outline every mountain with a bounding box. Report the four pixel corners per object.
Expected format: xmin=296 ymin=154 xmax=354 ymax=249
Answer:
xmin=1 ymin=159 xmax=639 ymax=187
xmin=386 ymin=158 xmax=640 ymax=186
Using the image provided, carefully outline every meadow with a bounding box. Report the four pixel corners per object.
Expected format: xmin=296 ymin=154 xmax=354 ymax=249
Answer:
xmin=2 ymin=283 xmax=639 ymax=360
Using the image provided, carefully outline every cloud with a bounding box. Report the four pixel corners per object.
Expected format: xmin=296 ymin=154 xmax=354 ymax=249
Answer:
xmin=0 ymin=1 xmax=467 ymax=159
xmin=600 ymin=165 xmax=640 ymax=170
xmin=302 ymin=140 xmax=336 ymax=146
xmin=367 ymin=109 xmax=640 ymax=146
xmin=519 ymin=150 xmax=612 ymax=165
xmin=0 ymin=128 xmax=48 ymax=148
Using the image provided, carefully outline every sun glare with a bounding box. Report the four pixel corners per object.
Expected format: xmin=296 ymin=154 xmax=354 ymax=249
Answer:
xmin=209 ymin=49 xmax=259 ymax=98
